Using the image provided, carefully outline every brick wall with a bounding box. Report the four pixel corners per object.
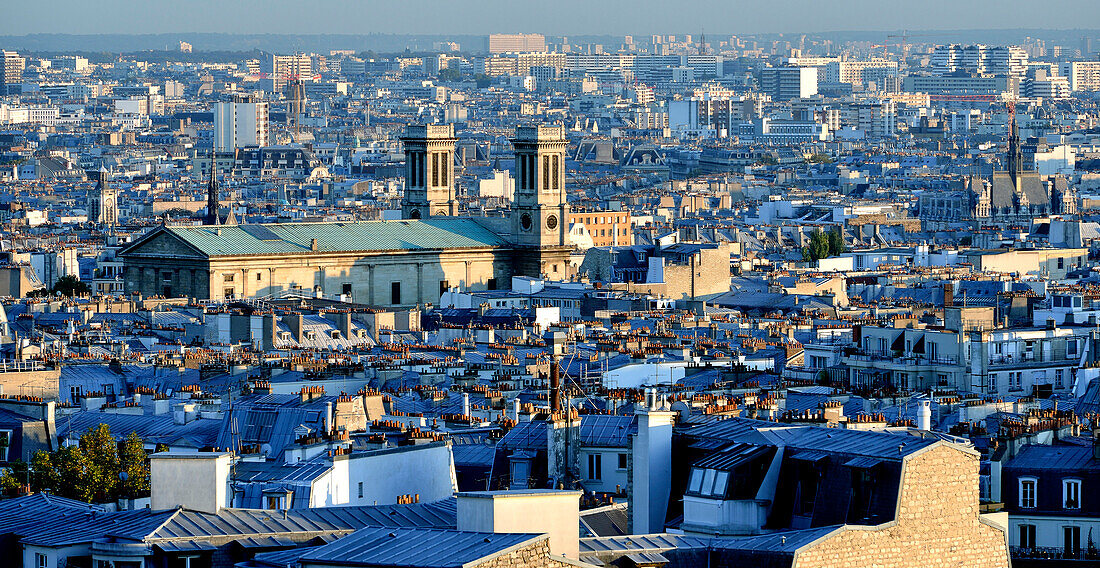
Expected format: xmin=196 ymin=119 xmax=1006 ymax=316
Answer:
xmin=793 ymin=443 xmax=1010 ymax=568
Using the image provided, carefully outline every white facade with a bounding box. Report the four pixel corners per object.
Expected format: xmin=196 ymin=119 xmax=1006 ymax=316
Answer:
xmin=213 ymin=101 xmax=270 ymax=151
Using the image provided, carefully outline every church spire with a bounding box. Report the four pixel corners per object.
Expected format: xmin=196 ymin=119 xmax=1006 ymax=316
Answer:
xmin=1007 ymin=105 xmax=1022 ymax=194
xmin=206 ymin=149 xmax=220 ymax=226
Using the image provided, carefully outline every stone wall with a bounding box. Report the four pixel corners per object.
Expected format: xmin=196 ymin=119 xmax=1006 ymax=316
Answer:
xmin=471 ymin=538 xmax=577 ymax=568
xmin=792 ymin=443 xmax=1010 ymax=568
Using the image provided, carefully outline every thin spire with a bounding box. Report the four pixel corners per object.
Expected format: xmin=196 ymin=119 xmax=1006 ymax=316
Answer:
xmin=206 ymin=148 xmax=220 ymax=226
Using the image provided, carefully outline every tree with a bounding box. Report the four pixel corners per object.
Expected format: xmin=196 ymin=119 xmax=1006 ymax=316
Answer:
xmin=801 ymin=228 xmax=845 ymax=263
xmin=474 ymin=73 xmax=492 ymax=89
xmin=807 ymin=153 xmax=833 ymax=164
xmin=53 ymin=445 xmax=94 ymax=502
xmin=826 ymin=228 xmax=846 ymax=256
xmin=23 ymin=427 xmax=152 ymax=503
xmin=79 ymin=424 xmax=120 ymax=502
xmin=758 ymin=154 xmax=779 ymax=166
xmin=52 ymin=275 xmax=91 ymax=297
xmin=437 ymin=67 xmax=461 ymax=82
xmin=119 ymin=432 xmax=150 ymax=498
xmin=30 ymin=450 xmax=59 ymax=493
xmin=0 ymin=460 xmax=29 ymax=494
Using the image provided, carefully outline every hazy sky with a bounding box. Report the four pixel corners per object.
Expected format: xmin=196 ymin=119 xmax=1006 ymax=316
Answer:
xmin=4 ymin=0 xmax=1100 ymax=36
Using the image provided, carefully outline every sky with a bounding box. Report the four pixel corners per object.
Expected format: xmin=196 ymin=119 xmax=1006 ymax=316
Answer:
xmin=4 ymin=0 xmax=1100 ymax=37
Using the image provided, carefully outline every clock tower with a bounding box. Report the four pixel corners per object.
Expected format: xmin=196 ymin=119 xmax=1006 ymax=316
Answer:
xmin=511 ymin=125 xmax=571 ymax=279
xmin=402 ymin=124 xmax=458 ymax=219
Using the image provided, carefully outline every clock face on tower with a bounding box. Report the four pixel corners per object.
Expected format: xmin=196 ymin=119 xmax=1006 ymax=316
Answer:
xmin=521 ymin=213 xmax=532 ymax=231
xmin=546 ymin=215 xmax=558 ymax=230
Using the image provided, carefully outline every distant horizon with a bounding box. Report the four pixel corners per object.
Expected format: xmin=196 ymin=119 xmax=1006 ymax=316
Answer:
xmin=5 ymin=0 xmax=1100 ymax=37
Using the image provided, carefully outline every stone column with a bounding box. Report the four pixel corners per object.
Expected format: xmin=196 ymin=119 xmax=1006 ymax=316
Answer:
xmin=416 ymin=262 xmax=424 ymax=305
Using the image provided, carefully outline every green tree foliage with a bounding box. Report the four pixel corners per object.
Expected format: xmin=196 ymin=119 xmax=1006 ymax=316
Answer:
xmin=4 ymin=425 xmax=152 ymax=502
xmin=51 ymin=275 xmax=91 ymax=297
xmin=807 ymin=153 xmax=833 ymax=164
xmin=53 ymin=445 xmax=94 ymax=502
xmin=437 ymin=67 xmax=461 ymax=82
xmin=801 ymin=228 xmax=846 ymax=263
xmin=119 ymin=432 xmax=150 ymax=498
xmin=79 ymin=423 xmax=121 ymax=502
xmin=474 ymin=73 xmax=492 ymax=89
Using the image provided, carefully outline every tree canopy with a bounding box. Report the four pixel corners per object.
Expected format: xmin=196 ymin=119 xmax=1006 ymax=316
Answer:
xmin=0 ymin=425 xmax=151 ymax=502
xmin=801 ymin=228 xmax=846 ymax=263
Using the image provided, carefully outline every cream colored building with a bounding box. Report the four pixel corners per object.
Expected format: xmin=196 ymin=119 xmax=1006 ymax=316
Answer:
xmin=119 ymin=125 xmax=573 ymax=306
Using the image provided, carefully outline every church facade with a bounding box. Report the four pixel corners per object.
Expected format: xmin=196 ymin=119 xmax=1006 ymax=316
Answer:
xmin=918 ymin=119 xmax=1076 ymax=230
xmin=117 ymin=124 xmax=573 ymax=306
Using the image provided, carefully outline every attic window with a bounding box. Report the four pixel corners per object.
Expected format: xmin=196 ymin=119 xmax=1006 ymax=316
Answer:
xmin=305 ymin=331 xmax=316 ymax=340
xmin=330 ymin=330 xmax=341 ymax=339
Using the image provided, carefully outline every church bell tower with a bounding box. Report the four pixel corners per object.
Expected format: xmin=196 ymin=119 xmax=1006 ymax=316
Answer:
xmin=402 ymin=124 xmax=457 ymax=219
xmin=511 ymin=125 xmax=571 ymax=279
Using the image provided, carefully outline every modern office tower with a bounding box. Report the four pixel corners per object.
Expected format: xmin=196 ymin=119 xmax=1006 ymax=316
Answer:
xmin=401 ymin=124 xmax=458 ymax=219
xmin=930 ymin=44 xmax=1029 ymax=77
xmin=1062 ymin=61 xmax=1100 ymax=91
xmin=270 ymin=54 xmax=313 ymax=91
xmin=213 ymin=101 xmax=269 ymax=151
xmin=1 ymin=50 xmax=25 ymax=95
xmin=487 ymin=34 xmax=547 ymax=54
xmin=761 ymin=66 xmax=818 ymax=101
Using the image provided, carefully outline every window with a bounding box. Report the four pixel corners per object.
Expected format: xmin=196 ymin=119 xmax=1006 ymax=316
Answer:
xmin=439 ymin=280 xmax=449 ymax=297
xmin=989 ymin=373 xmax=997 ymax=392
xmin=587 ymin=453 xmax=602 ymax=480
xmin=0 ymin=430 xmax=11 ymax=462
xmin=1064 ymin=525 xmax=1081 ymax=557
xmin=1020 ymin=478 xmax=1037 ymax=508
xmin=343 ymin=283 xmax=353 ymax=296
xmin=1069 ymin=340 xmax=1078 ymax=357
xmin=391 ymin=282 xmax=401 ymax=305
xmin=266 ymin=495 xmax=283 ymax=510
xmin=223 ymin=273 xmax=235 ymax=282
xmin=70 ymin=386 xmax=81 ymax=402
xmin=1056 ymin=369 xmax=1064 ymax=389
xmin=1019 ymin=524 xmax=1036 ymax=549
xmin=1064 ymin=479 xmax=1081 ymax=509
xmin=256 ymin=272 xmax=262 ymax=281
xmin=487 ymin=278 xmax=497 ymax=290
xmin=35 ymin=553 xmax=47 ymax=568
xmin=358 ymin=481 xmax=364 ymax=499
xmin=618 ymin=453 xmax=627 ymax=470
xmin=688 ymin=468 xmax=704 ymax=493
xmin=224 ymin=288 xmax=235 ymax=299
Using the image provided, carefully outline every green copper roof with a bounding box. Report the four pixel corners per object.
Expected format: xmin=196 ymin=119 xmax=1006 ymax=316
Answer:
xmin=153 ymin=219 xmax=510 ymax=257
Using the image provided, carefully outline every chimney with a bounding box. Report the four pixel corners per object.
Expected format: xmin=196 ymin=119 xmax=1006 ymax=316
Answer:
xmin=150 ymin=452 xmax=232 ymax=514
xmin=630 ymin=400 xmax=675 ymax=534
xmin=462 ymin=393 xmax=471 ymax=417
xmin=943 ymin=281 xmax=954 ymax=308
xmin=917 ymin=400 xmax=932 ymax=431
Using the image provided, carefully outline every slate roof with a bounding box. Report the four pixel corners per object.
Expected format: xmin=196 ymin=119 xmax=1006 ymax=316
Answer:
xmin=296 ymin=526 xmax=540 ymax=568
xmin=124 ymin=219 xmax=510 ymax=259
xmin=579 ymin=414 xmax=636 ymax=447
xmin=57 ymin=411 xmax=222 ymax=448
xmin=1006 ymin=444 xmax=1097 ymax=471
xmin=686 ymin=418 xmax=939 ymax=460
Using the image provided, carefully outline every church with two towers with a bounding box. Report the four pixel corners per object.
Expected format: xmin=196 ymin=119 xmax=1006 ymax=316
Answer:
xmin=117 ymin=124 xmax=573 ymax=305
